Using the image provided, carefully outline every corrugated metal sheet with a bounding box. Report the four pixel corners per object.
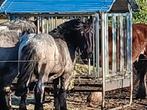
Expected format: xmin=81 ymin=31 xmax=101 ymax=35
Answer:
xmin=0 ymin=0 xmax=139 ymax=14
xmin=0 ymin=0 xmax=115 ymax=13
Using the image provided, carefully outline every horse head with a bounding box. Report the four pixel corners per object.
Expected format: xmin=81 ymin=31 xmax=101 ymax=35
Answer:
xmin=50 ymin=19 xmax=93 ymax=63
xmin=79 ymin=21 xmax=93 ymax=63
xmin=76 ymin=19 xmax=93 ymax=63
xmin=65 ymin=19 xmax=93 ymax=63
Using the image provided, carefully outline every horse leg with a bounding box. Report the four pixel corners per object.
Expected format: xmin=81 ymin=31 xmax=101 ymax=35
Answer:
xmin=0 ymin=78 xmax=10 ymax=110
xmin=58 ymin=72 xmax=73 ymax=110
xmin=34 ymin=80 xmax=45 ymax=110
xmin=136 ymin=73 xmax=147 ymax=99
xmin=59 ymin=75 xmax=67 ymax=110
xmin=0 ymin=89 xmax=9 ymax=110
xmin=19 ymin=93 xmax=27 ymax=110
xmin=53 ymin=77 xmax=60 ymax=110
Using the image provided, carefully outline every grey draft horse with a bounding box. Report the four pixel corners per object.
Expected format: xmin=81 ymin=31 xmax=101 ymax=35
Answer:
xmin=0 ymin=19 xmax=36 ymax=110
xmin=15 ymin=19 xmax=93 ymax=110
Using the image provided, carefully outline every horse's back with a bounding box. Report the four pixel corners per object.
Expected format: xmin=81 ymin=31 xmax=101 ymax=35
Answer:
xmin=20 ymin=34 xmax=59 ymax=75
xmin=20 ymin=33 xmax=73 ymax=79
xmin=33 ymin=34 xmax=73 ymax=74
xmin=29 ymin=33 xmax=57 ymax=60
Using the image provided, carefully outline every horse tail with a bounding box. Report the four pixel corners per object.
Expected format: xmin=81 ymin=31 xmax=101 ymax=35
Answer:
xmin=15 ymin=42 xmax=36 ymax=96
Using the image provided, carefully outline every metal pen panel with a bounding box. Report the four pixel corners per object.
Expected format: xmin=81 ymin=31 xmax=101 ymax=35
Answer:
xmin=120 ymin=15 xmax=124 ymax=72
xmin=116 ymin=16 xmax=120 ymax=72
xmin=37 ymin=16 xmax=40 ymax=34
xmin=126 ymin=14 xmax=132 ymax=73
xmin=41 ymin=17 xmax=45 ymax=33
xmin=112 ymin=15 xmax=117 ymax=74
xmin=94 ymin=13 xmax=100 ymax=77
xmin=101 ymin=12 xmax=109 ymax=108
xmin=101 ymin=13 xmax=106 ymax=108
xmin=105 ymin=14 xmax=109 ymax=77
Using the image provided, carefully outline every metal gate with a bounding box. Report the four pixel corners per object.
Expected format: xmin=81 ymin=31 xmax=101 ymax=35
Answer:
xmin=93 ymin=12 xmax=133 ymax=108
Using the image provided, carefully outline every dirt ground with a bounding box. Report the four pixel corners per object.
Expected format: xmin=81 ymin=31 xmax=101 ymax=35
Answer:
xmin=10 ymin=87 xmax=147 ymax=110
xmin=8 ymin=62 xmax=147 ymax=110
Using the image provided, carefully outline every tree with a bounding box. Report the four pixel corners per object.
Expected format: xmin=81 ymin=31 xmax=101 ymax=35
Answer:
xmin=133 ymin=0 xmax=147 ymax=23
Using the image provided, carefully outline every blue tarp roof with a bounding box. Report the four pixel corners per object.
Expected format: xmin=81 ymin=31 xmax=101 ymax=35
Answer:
xmin=0 ymin=0 xmax=138 ymax=14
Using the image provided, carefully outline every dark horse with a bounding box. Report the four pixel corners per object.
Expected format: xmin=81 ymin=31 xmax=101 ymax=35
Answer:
xmin=0 ymin=20 xmax=36 ymax=110
xmin=134 ymin=53 xmax=147 ymax=99
xmin=15 ymin=19 xmax=93 ymax=110
xmin=130 ymin=24 xmax=147 ymax=99
xmin=87 ymin=23 xmax=147 ymax=106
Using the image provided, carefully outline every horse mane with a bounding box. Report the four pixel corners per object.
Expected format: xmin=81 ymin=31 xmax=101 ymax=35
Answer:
xmin=49 ymin=19 xmax=84 ymax=40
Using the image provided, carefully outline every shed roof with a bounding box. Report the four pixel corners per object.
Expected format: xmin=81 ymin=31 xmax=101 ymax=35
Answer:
xmin=0 ymin=0 xmax=139 ymax=14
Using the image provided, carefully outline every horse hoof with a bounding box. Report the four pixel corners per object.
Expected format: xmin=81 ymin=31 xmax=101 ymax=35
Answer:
xmin=136 ymin=93 xmax=146 ymax=99
xmin=136 ymin=84 xmax=146 ymax=99
xmin=35 ymin=105 xmax=43 ymax=110
xmin=19 ymin=105 xmax=27 ymax=110
xmin=35 ymin=107 xmax=43 ymax=110
xmin=60 ymin=107 xmax=68 ymax=110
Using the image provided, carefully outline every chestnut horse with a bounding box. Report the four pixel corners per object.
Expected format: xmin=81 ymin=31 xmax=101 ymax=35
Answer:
xmin=88 ymin=23 xmax=147 ymax=107
xmin=15 ymin=19 xmax=93 ymax=110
